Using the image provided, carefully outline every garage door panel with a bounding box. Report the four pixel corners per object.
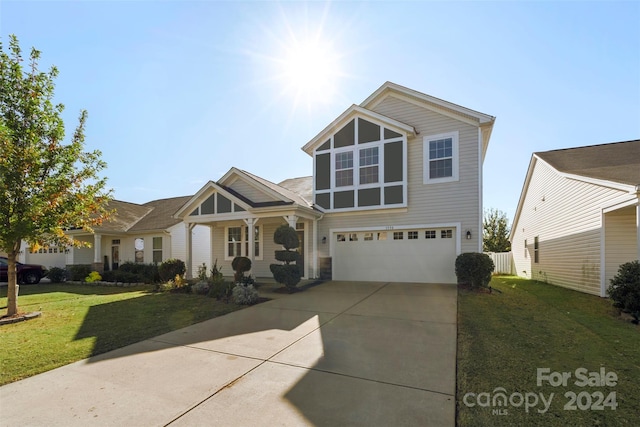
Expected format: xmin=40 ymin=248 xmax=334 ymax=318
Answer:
xmin=333 ymin=228 xmax=456 ymax=283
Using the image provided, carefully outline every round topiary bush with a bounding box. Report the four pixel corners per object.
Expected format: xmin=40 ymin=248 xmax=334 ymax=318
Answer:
xmin=607 ymin=260 xmax=640 ymax=323
xmin=231 ymin=256 xmax=252 ymax=283
xmin=455 ymin=252 xmax=494 ymax=289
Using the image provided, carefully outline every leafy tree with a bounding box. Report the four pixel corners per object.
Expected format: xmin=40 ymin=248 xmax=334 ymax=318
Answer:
xmin=483 ymin=208 xmax=511 ymax=252
xmin=0 ymin=35 xmax=111 ymax=316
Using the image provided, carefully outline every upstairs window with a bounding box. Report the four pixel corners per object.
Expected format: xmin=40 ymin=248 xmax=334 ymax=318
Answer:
xmin=335 ymin=152 xmax=353 ymax=187
xmin=359 ymin=147 xmax=379 ymax=185
xmin=423 ymin=131 xmax=459 ymax=184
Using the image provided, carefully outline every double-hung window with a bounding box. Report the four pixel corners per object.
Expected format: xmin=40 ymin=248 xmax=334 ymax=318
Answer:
xmin=423 ymin=131 xmax=458 ymax=183
xmin=359 ymin=147 xmax=379 ymax=184
xmin=335 ymin=151 xmax=353 ymax=187
xmin=226 ymin=226 xmax=261 ymax=259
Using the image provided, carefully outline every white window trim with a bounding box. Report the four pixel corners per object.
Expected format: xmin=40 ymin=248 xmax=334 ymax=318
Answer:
xmin=423 ymin=131 xmax=459 ymax=184
xmin=224 ymin=225 xmax=263 ymax=261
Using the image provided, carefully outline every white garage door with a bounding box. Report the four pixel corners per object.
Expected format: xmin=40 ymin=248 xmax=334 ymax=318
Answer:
xmin=333 ymin=228 xmax=457 ymax=283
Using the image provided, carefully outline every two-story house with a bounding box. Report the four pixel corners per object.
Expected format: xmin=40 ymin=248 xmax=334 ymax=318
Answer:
xmin=175 ymin=82 xmax=495 ymax=283
xmin=14 ymin=82 xmax=495 ymax=283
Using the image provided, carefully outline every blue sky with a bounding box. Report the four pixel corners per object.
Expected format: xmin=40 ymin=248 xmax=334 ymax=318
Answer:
xmin=2 ymin=1 xmax=639 ymax=224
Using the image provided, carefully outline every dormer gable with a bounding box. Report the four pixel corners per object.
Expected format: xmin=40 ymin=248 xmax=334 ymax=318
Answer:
xmin=303 ymin=106 xmax=413 ymax=212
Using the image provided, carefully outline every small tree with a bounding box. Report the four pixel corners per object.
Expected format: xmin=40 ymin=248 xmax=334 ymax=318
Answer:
xmin=483 ymin=208 xmax=511 ymax=252
xmin=0 ymin=35 xmax=112 ymax=316
xmin=607 ymin=260 xmax=640 ymax=323
xmin=269 ymin=224 xmax=301 ymax=291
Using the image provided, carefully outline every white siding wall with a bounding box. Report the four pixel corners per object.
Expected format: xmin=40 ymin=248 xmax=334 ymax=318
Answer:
xmin=170 ymin=223 xmax=211 ymax=274
xmin=604 ymin=206 xmax=638 ymax=286
xmin=511 ymin=159 xmax=630 ymax=296
xmin=317 ymin=97 xmax=482 ymax=263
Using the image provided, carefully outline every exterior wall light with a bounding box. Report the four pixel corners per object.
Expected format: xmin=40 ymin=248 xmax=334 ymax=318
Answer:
xmin=466 ymin=230 xmax=472 ymax=240
xmin=322 ymin=236 xmax=327 ymax=244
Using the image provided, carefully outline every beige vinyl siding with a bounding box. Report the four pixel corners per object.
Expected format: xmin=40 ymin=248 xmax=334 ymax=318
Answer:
xmin=511 ymin=159 xmax=629 ymax=296
xmin=210 ymin=219 xmax=313 ymax=279
xmin=228 ymin=179 xmax=280 ymax=204
xmin=604 ymin=206 xmax=638 ymax=286
xmin=317 ymin=96 xmax=482 ymax=259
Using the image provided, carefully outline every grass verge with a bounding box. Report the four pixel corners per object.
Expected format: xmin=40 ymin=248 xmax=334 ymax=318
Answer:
xmin=0 ymin=283 xmax=244 ymax=385
xmin=457 ymin=276 xmax=639 ymax=426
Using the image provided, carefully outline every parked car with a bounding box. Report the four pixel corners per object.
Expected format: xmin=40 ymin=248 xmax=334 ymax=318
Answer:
xmin=0 ymin=257 xmax=48 ymax=284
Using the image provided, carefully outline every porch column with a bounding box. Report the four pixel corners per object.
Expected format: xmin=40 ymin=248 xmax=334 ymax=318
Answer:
xmin=93 ymin=234 xmax=102 ymax=263
xmin=209 ymin=225 xmax=216 ymax=273
xmin=185 ymin=222 xmax=196 ymax=279
xmin=284 ymin=215 xmax=298 ymax=229
xmin=243 ymin=218 xmax=257 ymax=274
xmin=92 ymin=234 xmax=103 ymax=273
xmin=65 ymin=237 xmax=74 ymax=266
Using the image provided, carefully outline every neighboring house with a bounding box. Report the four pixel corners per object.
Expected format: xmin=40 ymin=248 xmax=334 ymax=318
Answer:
xmin=22 ymin=197 xmax=211 ymax=272
xmin=510 ymin=140 xmax=640 ymax=296
xmin=176 ymin=82 xmax=495 ymax=283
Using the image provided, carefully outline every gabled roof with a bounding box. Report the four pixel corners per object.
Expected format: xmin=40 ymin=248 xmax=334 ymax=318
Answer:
xmin=236 ymin=169 xmax=313 ymax=208
xmin=93 ymin=196 xmax=191 ymax=234
xmin=278 ymin=176 xmax=313 ymax=205
xmin=94 ymin=200 xmax=153 ymax=233
xmin=535 ymin=139 xmax=640 ymax=187
xmin=361 ymin=81 xmax=495 ymax=126
xmin=130 ymin=196 xmax=192 ymax=231
xmin=174 ymin=168 xmax=317 ymax=219
xmin=510 ymin=139 xmax=640 ymax=241
xmin=301 ymin=104 xmax=416 ymax=155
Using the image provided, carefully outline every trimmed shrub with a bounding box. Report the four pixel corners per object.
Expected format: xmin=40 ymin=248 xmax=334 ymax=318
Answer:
xmin=232 ymin=284 xmax=259 ymax=305
xmin=85 ymin=271 xmax=102 ymax=283
xmin=274 ymin=224 xmax=299 ymax=250
xmin=270 ymin=225 xmax=301 ymax=291
xmin=192 ymin=282 xmax=210 ymax=295
xmin=455 ymin=252 xmax=494 ymax=289
xmin=119 ymin=261 xmax=159 ymax=283
xmin=158 ymin=258 xmax=186 ymax=282
xmin=208 ymin=280 xmax=233 ymax=300
xmin=67 ymin=264 xmax=91 ymax=281
xmin=46 ymin=267 xmax=67 ymax=283
xmin=231 ymin=256 xmax=252 ymax=283
xmin=270 ymin=264 xmax=301 ymax=290
xmin=607 ymin=260 xmax=640 ymax=323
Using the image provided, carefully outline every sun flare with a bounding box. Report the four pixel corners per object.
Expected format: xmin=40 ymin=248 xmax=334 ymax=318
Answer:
xmin=280 ymin=38 xmax=342 ymax=107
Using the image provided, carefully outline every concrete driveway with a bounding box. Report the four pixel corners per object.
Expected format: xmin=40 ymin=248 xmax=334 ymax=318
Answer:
xmin=0 ymin=281 xmax=457 ymax=426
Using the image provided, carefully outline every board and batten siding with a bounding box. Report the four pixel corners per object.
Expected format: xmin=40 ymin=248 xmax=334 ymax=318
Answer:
xmin=511 ymin=159 xmax=630 ymax=296
xmin=316 ymin=96 xmax=482 ymax=260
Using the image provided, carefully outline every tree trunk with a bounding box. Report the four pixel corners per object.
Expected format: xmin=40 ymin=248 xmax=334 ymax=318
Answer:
xmin=6 ymin=250 xmax=19 ymax=316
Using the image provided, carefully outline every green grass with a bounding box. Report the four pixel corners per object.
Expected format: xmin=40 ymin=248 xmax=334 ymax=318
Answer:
xmin=457 ymin=276 xmax=640 ymax=426
xmin=0 ymin=283 xmax=244 ymax=385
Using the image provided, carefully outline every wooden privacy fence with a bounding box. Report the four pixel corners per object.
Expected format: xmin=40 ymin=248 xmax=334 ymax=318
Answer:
xmin=485 ymin=252 xmax=514 ymax=274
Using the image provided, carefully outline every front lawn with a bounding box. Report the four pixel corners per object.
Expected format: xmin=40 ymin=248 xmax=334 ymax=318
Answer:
xmin=457 ymin=276 xmax=640 ymax=426
xmin=0 ymin=283 xmax=244 ymax=385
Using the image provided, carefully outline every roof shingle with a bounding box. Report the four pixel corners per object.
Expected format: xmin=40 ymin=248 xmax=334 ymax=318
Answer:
xmin=536 ymin=139 xmax=640 ymax=187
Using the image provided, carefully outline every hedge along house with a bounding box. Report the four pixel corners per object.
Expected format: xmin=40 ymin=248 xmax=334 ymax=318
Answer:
xmin=174 ymin=168 xmax=321 ymax=279
xmin=510 ymin=140 xmax=640 ymax=296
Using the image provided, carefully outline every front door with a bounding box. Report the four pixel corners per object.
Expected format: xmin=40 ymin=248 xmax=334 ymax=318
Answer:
xmin=296 ymin=229 xmax=305 ymax=278
xmin=111 ymin=245 xmax=119 ymax=270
